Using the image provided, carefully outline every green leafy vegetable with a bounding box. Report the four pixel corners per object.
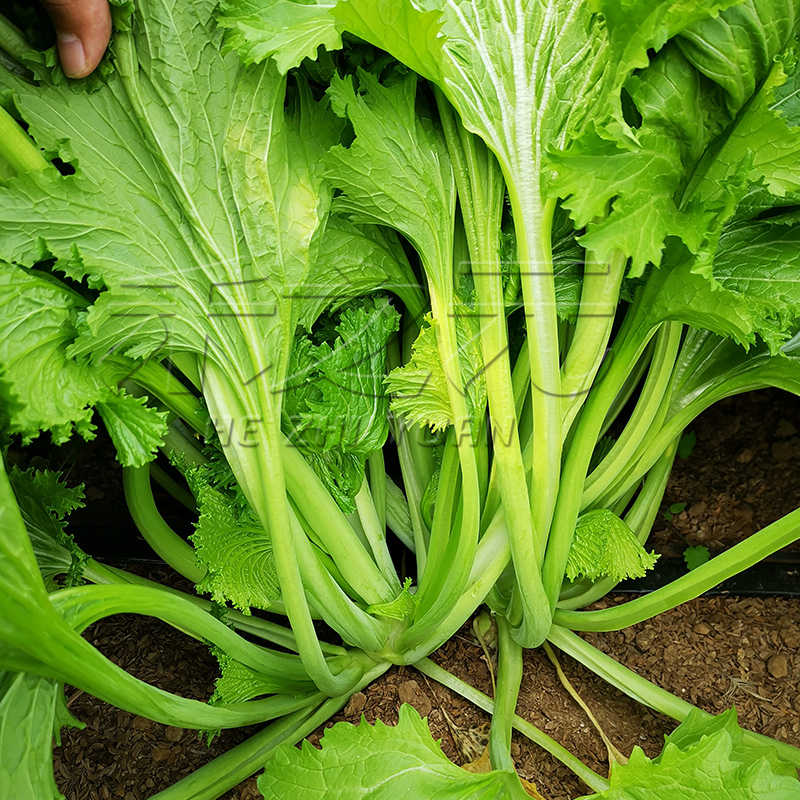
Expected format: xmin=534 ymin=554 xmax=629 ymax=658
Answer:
xmin=258 ymin=704 xmax=530 ymax=799
xmin=578 ymin=709 xmax=800 ymax=799
xmin=1 ymin=1 xmax=800 ymax=798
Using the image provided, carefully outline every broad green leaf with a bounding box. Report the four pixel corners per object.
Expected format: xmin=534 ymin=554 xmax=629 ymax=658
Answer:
xmin=625 ymin=46 xmax=729 ymax=168
xmin=687 ymin=42 xmax=800 ymax=216
xmin=223 ymin=0 xmax=598 ymax=239
xmin=634 ymin=257 xmax=780 ymax=352
xmin=667 ymin=330 xmax=800 ymax=427
xmin=326 ymin=70 xmax=455 ymax=292
xmin=0 ymin=671 xmax=83 ymax=800
xmin=96 ymin=394 xmax=167 ymax=469
xmin=0 ymin=266 xmax=110 ymax=444
xmin=303 ymin=218 xmax=425 ymax=327
xmin=635 ymin=213 xmax=800 ymax=354
xmin=677 ymin=0 xmax=797 ymax=113
xmin=548 ymin=127 xmax=705 ymax=274
xmin=324 ymin=70 xmax=494 ymax=435
xmin=578 ymin=708 xmax=800 ymax=799
xmin=258 ymin=704 xmax=530 ymax=800
xmin=218 ymin=0 xmax=342 ymax=73
xmin=220 ymin=0 xmax=445 ymax=81
xmin=0 ymin=264 xmax=167 ymax=460
xmin=0 ymin=0 xmax=346 ymax=435
xmin=550 ymin=4 xmax=800 ymax=272
xmin=712 ymin=218 xmax=800 ymax=348
xmin=327 ymin=0 xmax=602 ymax=198
xmin=566 ymin=509 xmax=658 ymax=583
xmin=548 ymin=44 xmax=730 ymax=273
xmin=331 ymin=0 xmax=445 ymax=84
xmin=591 ymin=0 xmax=747 ymax=102
xmin=224 ymin=0 xmax=755 ymax=274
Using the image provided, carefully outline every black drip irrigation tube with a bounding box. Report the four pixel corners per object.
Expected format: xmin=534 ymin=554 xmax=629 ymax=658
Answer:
xmin=616 ymin=545 xmax=800 ymax=597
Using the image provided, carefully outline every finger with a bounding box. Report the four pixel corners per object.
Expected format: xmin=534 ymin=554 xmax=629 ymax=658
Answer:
xmin=41 ymin=0 xmax=112 ymax=78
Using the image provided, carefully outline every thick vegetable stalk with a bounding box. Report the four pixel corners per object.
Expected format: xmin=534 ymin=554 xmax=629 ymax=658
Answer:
xmin=434 ymin=91 xmax=551 ymax=645
xmin=203 ymin=362 xmax=389 ymax=695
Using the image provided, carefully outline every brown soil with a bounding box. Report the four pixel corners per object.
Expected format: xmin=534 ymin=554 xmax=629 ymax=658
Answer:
xmin=649 ymin=390 xmax=800 ymax=553
xmin=48 ymin=388 xmax=800 ymax=799
xmin=53 ymin=594 xmax=800 ymax=800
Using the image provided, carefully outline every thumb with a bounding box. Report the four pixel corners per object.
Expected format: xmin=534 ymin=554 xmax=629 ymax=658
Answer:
xmin=40 ymin=0 xmax=112 ymax=78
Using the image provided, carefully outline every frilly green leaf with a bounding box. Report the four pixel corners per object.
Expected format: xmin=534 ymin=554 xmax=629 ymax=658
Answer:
xmin=9 ymin=468 xmax=87 ymax=591
xmin=366 ymin=578 xmax=418 ymax=621
xmin=566 ymin=509 xmax=658 ymax=583
xmin=186 ymin=469 xmax=280 ymax=614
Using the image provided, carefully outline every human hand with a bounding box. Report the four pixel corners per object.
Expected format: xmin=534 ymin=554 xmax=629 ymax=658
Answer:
xmin=41 ymin=0 xmax=112 ymax=78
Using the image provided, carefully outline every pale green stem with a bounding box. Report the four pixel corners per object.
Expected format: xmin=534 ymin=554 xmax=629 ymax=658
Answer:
xmin=149 ymin=703 xmax=324 ymax=800
xmin=51 ymin=583 xmax=313 ymax=689
xmin=557 ymin=442 xmax=676 ymax=611
xmin=405 ymin=281 xmax=483 ymax=645
xmin=14 ymin=609 xmax=322 ymax=730
xmin=168 ymin=352 xmax=202 ymax=389
xmin=583 ymin=323 xmax=683 ymax=506
xmin=355 ymin=478 xmax=401 ymax=589
xmin=148 ymin=660 xmax=391 ymax=800
xmin=560 ymin=250 xmax=627 ymax=435
xmin=368 ymin=449 xmax=388 ymax=533
xmin=0 ymin=15 xmax=34 ymax=64
xmin=122 ymin=465 xmax=205 ymax=584
xmin=394 ymin=508 xmax=510 ymax=664
xmin=513 ymin=195 xmax=562 ymax=554
xmin=282 ymin=439 xmax=396 ymax=604
xmin=126 ymin=359 xmax=208 ymax=435
xmin=287 ymin=505 xmax=389 ymax=654
xmin=0 ymin=105 xmax=47 ymax=174
xmin=149 ymin=461 xmax=197 ymax=511
xmin=161 ymin=422 xmax=208 ymax=467
xmin=84 ymin=559 xmax=314 ymax=647
xmin=388 ymin=328 xmax=431 ymax=567
xmin=203 ymin=362 xmax=362 ymax=697
xmin=489 ymin=617 xmax=524 ymax=773
xmin=440 ymin=103 xmax=550 ymax=647
xmin=385 ymin=475 xmax=416 ymax=552
xmin=540 ymin=318 xmax=674 ymax=614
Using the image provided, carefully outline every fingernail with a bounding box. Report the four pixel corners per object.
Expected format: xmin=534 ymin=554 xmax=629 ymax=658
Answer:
xmin=57 ymin=32 xmax=87 ymax=78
